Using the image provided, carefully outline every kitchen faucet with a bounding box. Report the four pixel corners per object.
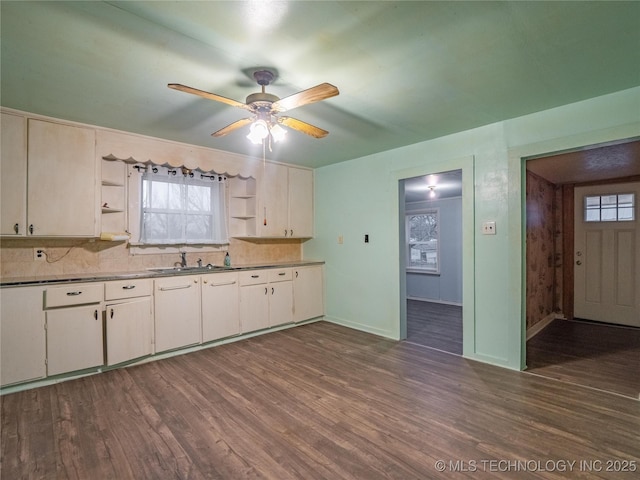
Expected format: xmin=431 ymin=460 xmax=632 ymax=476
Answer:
xmin=180 ymin=251 xmax=187 ymax=268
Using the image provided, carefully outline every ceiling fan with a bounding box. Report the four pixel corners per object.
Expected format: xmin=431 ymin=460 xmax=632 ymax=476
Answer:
xmin=168 ymin=70 xmax=339 ymax=143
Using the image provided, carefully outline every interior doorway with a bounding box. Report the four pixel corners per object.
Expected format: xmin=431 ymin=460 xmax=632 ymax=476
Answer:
xmin=524 ymin=139 xmax=640 ymax=398
xmin=402 ymin=169 xmax=463 ymax=355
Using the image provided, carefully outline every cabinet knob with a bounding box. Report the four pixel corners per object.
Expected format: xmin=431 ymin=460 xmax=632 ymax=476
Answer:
xmin=284 ymin=229 xmax=288 ymax=237
xmin=13 ymin=223 xmax=19 ymax=234
xmin=290 ymin=230 xmax=293 ymax=237
xmin=29 ymin=224 xmax=34 ymax=235
xmin=203 ymin=280 xmax=208 ymax=284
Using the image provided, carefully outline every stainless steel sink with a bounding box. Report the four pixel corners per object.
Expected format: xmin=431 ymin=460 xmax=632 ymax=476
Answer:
xmin=147 ymin=265 xmax=228 ymax=274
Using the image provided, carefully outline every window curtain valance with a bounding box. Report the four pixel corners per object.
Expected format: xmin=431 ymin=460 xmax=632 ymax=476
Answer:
xmin=98 ymin=129 xmax=260 ymax=179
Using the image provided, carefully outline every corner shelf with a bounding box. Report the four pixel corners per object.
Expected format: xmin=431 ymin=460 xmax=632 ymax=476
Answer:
xmin=228 ymin=177 xmax=257 ymax=237
xmin=100 ymin=159 xmax=127 ymax=235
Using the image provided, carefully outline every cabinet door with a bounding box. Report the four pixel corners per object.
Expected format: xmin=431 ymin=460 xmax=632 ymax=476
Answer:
xmin=202 ymin=273 xmax=240 ymax=342
xmin=288 ymin=167 xmax=314 ymax=238
xmin=154 ymin=275 xmax=201 ymax=353
xmin=46 ymin=305 xmax=104 ymax=376
xmin=260 ymin=162 xmax=289 ymax=237
xmin=0 ymin=286 xmax=46 ymax=386
xmin=269 ymin=281 xmax=293 ymax=327
xmin=27 ymin=119 xmax=97 ymax=236
xmin=293 ymin=266 xmax=324 ymax=322
xmin=0 ymin=112 xmax=27 ymax=236
xmin=239 ymin=284 xmax=269 ymax=333
xmin=106 ymin=297 xmax=153 ymax=366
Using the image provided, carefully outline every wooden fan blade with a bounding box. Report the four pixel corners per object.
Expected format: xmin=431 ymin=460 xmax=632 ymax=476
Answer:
xmin=279 ymin=117 xmax=329 ymax=138
xmin=211 ymin=118 xmax=254 ymax=137
xmin=168 ymin=83 xmax=251 ymax=110
xmin=272 ymin=83 xmax=339 ymax=113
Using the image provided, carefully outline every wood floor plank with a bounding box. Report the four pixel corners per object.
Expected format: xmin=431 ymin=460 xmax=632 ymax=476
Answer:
xmin=2 ymin=321 xmax=639 ymax=479
xmin=527 ymin=319 xmax=640 ymax=399
xmin=406 ymin=300 xmax=462 ymax=354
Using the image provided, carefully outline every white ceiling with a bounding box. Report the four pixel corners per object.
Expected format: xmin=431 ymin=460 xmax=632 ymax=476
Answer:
xmin=2 ymin=1 xmax=639 ymax=169
xmin=404 ymin=170 xmax=462 ymax=204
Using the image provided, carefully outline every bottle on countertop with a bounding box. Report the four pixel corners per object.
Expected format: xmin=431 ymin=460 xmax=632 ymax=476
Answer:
xmin=224 ymin=252 xmax=231 ymax=267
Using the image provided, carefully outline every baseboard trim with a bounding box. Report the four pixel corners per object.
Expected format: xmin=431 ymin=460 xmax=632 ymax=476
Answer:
xmin=526 ymin=313 xmax=560 ymax=341
xmin=406 ymin=296 xmax=462 ymax=307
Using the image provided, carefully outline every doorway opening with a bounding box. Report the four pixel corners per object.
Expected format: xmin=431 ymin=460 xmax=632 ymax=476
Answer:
xmin=524 ymin=139 xmax=640 ymax=399
xmin=402 ymin=169 xmax=463 ymax=355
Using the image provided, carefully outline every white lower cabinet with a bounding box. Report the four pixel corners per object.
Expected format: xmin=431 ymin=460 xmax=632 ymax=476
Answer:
xmin=239 ymin=269 xmax=293 ymax=333
xmin=154 ymin=275 xmax=201 ymax=353
xmin=239 ymin=273 xmax=270 ymax=333
xmin=44 ymin=283 xmax=104 ymax=376
xmin=293 ymin=265 xmax=324 ymax=322
xmin=1 ymin=263 xmax=323 ymax=387
xmin=0 ymin=286 xmax=46 ymax=386
xmin=202 ymin=272 xmax=240 ymax=343
xmin=105 ymin=279 xmax=153 ymax=366
xmin=268 ymin=269 xmax=293 ymax=327
xmin=46 ymin=304 xmax=104 ymax=376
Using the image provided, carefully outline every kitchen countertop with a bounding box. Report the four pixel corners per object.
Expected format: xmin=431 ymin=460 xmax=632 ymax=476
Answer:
xmin=0 ymin=260 xmax=325 ymax=287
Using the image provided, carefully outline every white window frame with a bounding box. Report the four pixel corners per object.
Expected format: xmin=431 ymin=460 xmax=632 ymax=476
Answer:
xmin=127 ymin=164 xmax=229 ymax=254
xmin=406 ymin=209 xmax=440 ymax=274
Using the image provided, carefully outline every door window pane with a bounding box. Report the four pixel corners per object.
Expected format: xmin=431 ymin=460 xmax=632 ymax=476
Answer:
xmin=584 ymin=193 xmax=635 ymax=222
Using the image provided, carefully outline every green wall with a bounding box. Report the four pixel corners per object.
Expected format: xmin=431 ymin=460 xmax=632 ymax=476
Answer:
xmin=304 ymin=86 xmax=640 ymax=370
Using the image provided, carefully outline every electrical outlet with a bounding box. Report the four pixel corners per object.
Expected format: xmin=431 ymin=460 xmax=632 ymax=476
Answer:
xmin=482 ymin=221 xmax=496 ymax=235
xmin=34 ymin=248 xmax=46 ymax=261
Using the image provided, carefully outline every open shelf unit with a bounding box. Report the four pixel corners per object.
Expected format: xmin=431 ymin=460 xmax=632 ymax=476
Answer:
xmin=100 ymin=159 xmax=127 ymax=234
xmin=228 ymin=176 xmax=257 ymax=237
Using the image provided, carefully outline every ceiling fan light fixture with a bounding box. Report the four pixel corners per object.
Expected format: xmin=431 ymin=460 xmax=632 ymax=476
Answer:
xmin=247 ymin=119 xmax=269 ymax=144
xmin=270 ymin=123 xmax=287 ymax=143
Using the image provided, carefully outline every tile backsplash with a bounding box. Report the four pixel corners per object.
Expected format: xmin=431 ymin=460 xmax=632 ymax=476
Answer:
xmin=0 ymin=238 xmax=302 ymax=279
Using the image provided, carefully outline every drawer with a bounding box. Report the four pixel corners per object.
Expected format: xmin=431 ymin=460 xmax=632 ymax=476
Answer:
xmin=268 ymin=268 xmax=292 ymax=283
xmin=105 ymin=278 xmax=152 ymax=300
xmin=202 ymin=272 xmax=238 ymax=287
xmin=238 ymin=270 xmax=268 ymax=286
xmin=45 ymin=283 xmax=103 ymax=308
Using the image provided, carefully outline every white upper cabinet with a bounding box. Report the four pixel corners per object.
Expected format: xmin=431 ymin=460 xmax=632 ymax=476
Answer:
xmin=259 ymin=163 xmax=313 ymax=238
xmin=288 ymin=167 xmax=314 ymax=238
xmin=27 ymin=119 xmax=97 ymax=237
xmin=0 ymin=112 xmax=28 ymax=236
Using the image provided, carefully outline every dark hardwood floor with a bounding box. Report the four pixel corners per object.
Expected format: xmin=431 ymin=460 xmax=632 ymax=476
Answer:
xmin=2 ymin=321 xmax=639 ymax=479
xmin=406 ymin=299 xmax=462 ymax=355
xmin=526 ymin=318 xmax=640 ymax=400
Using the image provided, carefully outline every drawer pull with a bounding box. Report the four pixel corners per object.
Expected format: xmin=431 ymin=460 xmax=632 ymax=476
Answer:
xmin=251 ymin=275 xmax=260 ymax=278
xmin=211 ymin=281 xmax=237 ymax=287
xmin=94 ymin=310 xmax=98 ymax=320
xmin=122 ymin=285 xmax=136 ymax=290
xmin=278 ymin=272 xmax=286 ymax=276
xmin=159 ymin=284 xmax=192 ymax=291
xmin=66 ymin=291 xmax=82 ymax=296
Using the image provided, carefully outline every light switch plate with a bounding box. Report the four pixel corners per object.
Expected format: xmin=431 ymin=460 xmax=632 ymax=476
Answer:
xmin=482 ymin=221 xmax=496 ymax=235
